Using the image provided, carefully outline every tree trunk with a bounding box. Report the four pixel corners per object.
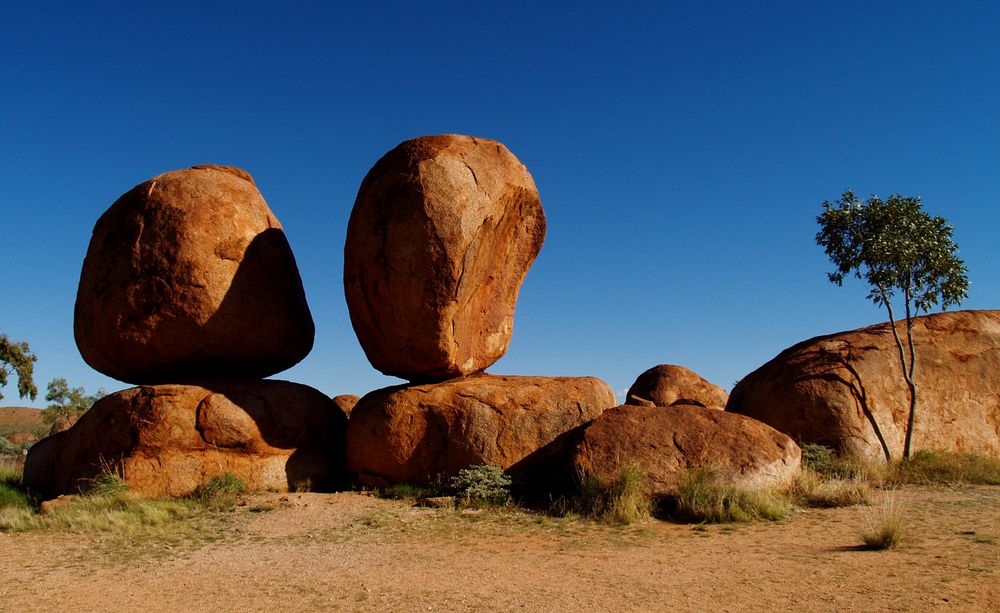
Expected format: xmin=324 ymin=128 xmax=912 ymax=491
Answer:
xmin=881 ymin=290 xmax=916 ymax=461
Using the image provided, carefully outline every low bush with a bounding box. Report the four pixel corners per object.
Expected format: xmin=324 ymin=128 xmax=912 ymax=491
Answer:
xmin=450 ymin=464 xmax=511 ymax=508
xmin=670 ymin=465 xmax=793 ymax=523
xmin=860 ymin=491 xmax=905 ymax=550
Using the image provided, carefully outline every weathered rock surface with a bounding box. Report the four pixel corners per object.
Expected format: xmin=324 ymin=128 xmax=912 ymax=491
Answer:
xmin=75 ymin=165 xmax=314 ymax=384
xmin=345 ymin=374 xmax=614 ymax=486
xmin=727 ymin=310 xmax=1000 ymax=460
xmin=571 ymin=405 xmax=801 ymax=496
xmin=625 ymin=364 xmax=728 ymax=409
xmin=344 ymin=135 xmax=546 ymax=382
xmin=332 ymin=394 xmax=360 ymax=417
xmin=24 ymin=380 xmax=347 ymax=499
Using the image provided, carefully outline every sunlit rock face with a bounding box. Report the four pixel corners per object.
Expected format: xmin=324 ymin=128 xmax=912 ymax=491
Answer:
xmin=344 ymin=135 xmax=546 ymax=382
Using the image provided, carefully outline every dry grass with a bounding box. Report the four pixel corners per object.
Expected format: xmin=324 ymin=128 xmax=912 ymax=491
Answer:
xmin=860 ymin=490 xmax=906 ymax=550
xmin=560 ymin=464 xmax=652 ymax=525
xmin=670 ymin=465 xmax=793 ymax=523
xmin=793 ymin=468 xmax=874 ymax=508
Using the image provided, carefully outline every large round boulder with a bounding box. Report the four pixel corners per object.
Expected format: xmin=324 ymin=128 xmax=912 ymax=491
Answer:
xmin=346 ymin=374 xmax=615 ymax=486
xmin=625 ymin=364 xmax=728 ymax=409
xmin=571 ymin=405 xmax=801 ymax=497
xmin=23 ymin=380 xmax=347 ymax=499
xmin=344 ymin=135 xmax=546 ymax=382
xmin=727 ymin=310 xmax=1000 ymax=461
xmin=75 ymin=165 xmax=314 ymax=384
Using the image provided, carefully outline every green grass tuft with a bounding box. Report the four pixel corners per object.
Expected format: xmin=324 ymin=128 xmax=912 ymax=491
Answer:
xmin=559 ymin=464 xmax=652 ymax=525
xmin=671 ymin=465 xmax=793 ymax=523
xmin=0 ymin=471 xmax=32 ymax=511
xmin=193 ymin=473 xmax=247 ymax=510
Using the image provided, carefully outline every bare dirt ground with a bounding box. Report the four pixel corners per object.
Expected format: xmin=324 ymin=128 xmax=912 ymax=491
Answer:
xmin=1 ymin=485 xmax=998 ymax=612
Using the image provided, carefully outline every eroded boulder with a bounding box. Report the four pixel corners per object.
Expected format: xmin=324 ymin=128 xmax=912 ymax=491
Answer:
xmin=345 ymin=374 xmax=614 ymax=486
xmin=75 ymin=165 xmax=314 ymax=384
xmin=571 ymin=405 xmax=801 ymax=496
xmin=625 ymin=364 xmax=728 ymax=409
xmin=344 ymin=135 xmax=546 ymax=382
xmin=726 ymin=310 xmax=1000 ymax=460
xmin=24 ymin=380 xmax=347 ymax=499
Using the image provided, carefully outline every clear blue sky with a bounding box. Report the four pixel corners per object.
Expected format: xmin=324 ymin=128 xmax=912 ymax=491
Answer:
xmin=2 ymin=1 xmax=997 ymax=407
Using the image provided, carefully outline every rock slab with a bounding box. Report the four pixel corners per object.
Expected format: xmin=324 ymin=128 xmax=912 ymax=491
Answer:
xmin=727 ymin=310 xmax=1000 ymax=460
xmin=346 ymin=374 xmax=615 ymax=486
xmin=571 ymin=405 xmax=801 ymax=496
xmin=75 ymin=165 xmax=314 ymax=384
xmin=625 ymin=364 xmax=728 ymax=409
xmin=24 ymin=380 xmax=347 ymax=499
xmin=344 ymin=135 xmax=546 ymax=382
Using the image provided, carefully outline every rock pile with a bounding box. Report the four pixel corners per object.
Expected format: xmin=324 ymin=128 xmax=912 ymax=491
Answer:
xmin=25 ymin=166 xmax=346 ymax=498
xmin=727 ymin=310 xmax=1000 ymax=461
xmin=344 ymin=135 xmax=614 ymax=486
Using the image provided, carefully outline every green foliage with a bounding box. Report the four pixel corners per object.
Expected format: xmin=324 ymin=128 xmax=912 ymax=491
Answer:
xmin=894 ymin=450 xmax=1000 ymax=485
xmin=450 ymin=464 xmax=512 ymax=507
xmin=42 ymin=378 xmax=104 ymax=426
xmin=0 ymin=332 xmax=37 ymax=401
xmin=193 ymin=473 xmax=247 ymax=510
xmin=0 ymin=471 xmax=32 ymax=511
xmin=0 ymin=436 xmax=18 ymax=456
xmin=570 ymin=464 xmax=651 ymax=525
xmin=671 ymin=465 xmax=793 ymax=523
xmin=816 ymin=191 xmax=969 ymax=459
xmin=86 ymin=471 xmax=129 ymax=497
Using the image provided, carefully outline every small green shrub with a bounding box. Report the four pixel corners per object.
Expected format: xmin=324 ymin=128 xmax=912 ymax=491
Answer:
xmin=860 ymin=491 xmax=905 ymax=550
xmin=671 ymin=465 xmax=793 ymax=523
xmin=450 ymin=464 xmax=511 ymax=508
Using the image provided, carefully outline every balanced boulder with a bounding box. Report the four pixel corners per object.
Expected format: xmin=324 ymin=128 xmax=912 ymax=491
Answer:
xmin=344 ymin=135 xmax=546 ymax=382
xmin=625 ymin=364 xmax=728 ymax=409
xmin=75 ymin=165 xmax=314 ymax=384
xmin=346 ymin=374 xmax=614 ymax=486
xmin=727 ymin=310 xmax=1000 ymax=461
xmin=24 ymin=380 xmax=347 ymax=499
xmin=571 ymin=405 xmax=801 ymax=496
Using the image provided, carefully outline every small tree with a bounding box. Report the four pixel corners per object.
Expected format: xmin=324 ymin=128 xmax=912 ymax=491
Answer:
xmin=42 ymin=378 xmax=104 ymax=427
xmin=816 ymin=191 xmax=969 ymax=459
xmin=0 ymin=332 xmax=37 ymax=402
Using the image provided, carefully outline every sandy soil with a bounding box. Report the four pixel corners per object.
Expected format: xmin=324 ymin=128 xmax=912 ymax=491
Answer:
xmin=1 ymin=485 xmax=997 ymax=612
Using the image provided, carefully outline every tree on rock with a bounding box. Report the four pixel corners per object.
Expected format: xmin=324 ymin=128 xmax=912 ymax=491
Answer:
xmin=0 ymin=332 xmax=37 ymax=401
xmin=43 ymin=378 xmax=104 ymax=427
xmin=816 ymin=190 xmax=969 ymax=459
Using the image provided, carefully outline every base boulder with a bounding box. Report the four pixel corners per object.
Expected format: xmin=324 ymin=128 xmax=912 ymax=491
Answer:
xmin=24 ymin=380 xmax=347 ymax=499
xmin=346 ymin=374 xmax=615 ymax=486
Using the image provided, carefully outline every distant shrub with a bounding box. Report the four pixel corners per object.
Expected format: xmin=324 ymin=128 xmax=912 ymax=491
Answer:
xmin=671 ymin=465 xmax=792 ymax=523
xmin=450 ymin=464 xmax=511 ymax=508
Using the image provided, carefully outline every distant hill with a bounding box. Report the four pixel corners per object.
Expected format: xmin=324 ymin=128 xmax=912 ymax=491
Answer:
xmin=0 ymin=406 xmax=45 ymax=437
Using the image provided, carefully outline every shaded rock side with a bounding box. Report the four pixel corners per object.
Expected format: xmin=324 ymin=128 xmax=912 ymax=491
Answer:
xmin=625 ymin=364 xmax=729 ymax=409
xmin=344 ymin=135 xmax=546 ymax=382
xmin=571 ymin=405 xmax=801 ymax=497
xmin=345 ymin=374 xmax=615 ymax=486
xmin=75 ymin=165 xmax=314 ymax=384
xmin=726 ymin=310 xmax=1000 ymax=461
xmin=23 ymin=380 xmax=347 ymax=499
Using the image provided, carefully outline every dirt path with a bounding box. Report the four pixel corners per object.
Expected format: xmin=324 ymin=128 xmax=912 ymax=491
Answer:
xmin=2 ymin=486 xmax=998 ymax=612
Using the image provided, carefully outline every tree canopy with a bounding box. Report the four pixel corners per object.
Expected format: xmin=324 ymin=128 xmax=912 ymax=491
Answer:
xmin=43 ymin=378 xmax=104 ymax=426
xmin=0 ymin=332 xmax=37 ymax=401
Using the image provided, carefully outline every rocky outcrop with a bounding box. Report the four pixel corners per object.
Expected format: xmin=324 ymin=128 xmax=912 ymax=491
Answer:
xmin=344 ymin=135 xmax=546 ymax=382
xmin=625 ymin=364 xmax=728 ymax=409
xmin=570 ymin=405 xmax=801 ymax=496
xmin=726 ymin=310 xmax=1000 ymax=460
xmin=24 ymin=380 xmax=347 ymax=499
xmin=346 ymin=374 xmax=615 ymax=486
xmin=75 ymin=165 xmax=314 ymax=384
xmin=332 ymin=394 xmax=360 ymax=417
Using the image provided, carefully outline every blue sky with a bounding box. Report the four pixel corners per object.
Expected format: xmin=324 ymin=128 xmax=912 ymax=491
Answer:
xmin=2 ymin=1 xmax=997 ymax=407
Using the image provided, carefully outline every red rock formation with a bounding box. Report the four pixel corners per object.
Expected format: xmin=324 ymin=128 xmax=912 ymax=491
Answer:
xmin=572 ymin=405 xmax=801 ymax=496
xmin=344 ymin=135 xmax=546 ymax=382
xmin=727 ymin=310 xmax=1000 ymax=460
xmin=75 ymin=165 xmax=314 ymax=384
xmin=346 ymin=374 xmax=614 ymax=486
xmin=24 ymin=380 xmax=347 ymax=499
xmin=625 ymin=364 xmax=728 ymax=409
xmin=332 ymin=394 xmax=360 ymax=417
